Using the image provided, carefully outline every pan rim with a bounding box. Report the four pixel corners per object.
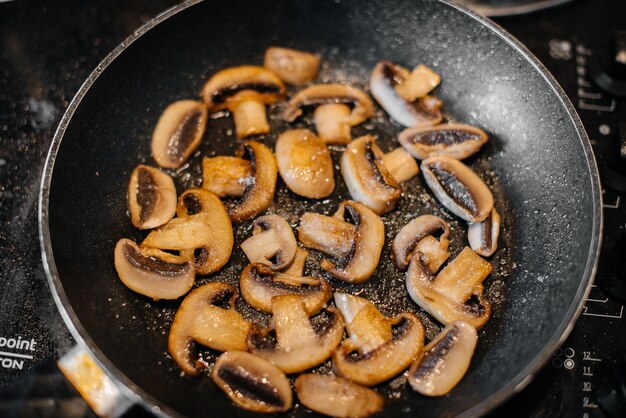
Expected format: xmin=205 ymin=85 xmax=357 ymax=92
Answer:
xmin=37 ymin=0 xmax=602 ymax=417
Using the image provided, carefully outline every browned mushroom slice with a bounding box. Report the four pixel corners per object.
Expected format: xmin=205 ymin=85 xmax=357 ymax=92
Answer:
xmin=141 ymin=213 xmax=213 ymax=250
xmin=127 ymin=165 xmax=176 ymax=230
xmin=340 ymin=135 xmax=401 ymax=215
xmin=332 ymin=293 xmax=424 ymax=386
xmin=202 ymin=156 xmax=252 ymax=198
xmin=407 ymin=247 xmax=492 ymax=329
xmin=212 ymin=351 xmax=292 ymax=413
xmin=240 ymin=263 xmax=332 ymax=315
xmin=392 ymin=215 xmax=451 ymax=272
xmin=282 ymin=247 xmax=309 ymax=276
xmin=283 ymin=84 xmax=373 ymax=144
xmin=168 ymin=283 xmax=251 ymax=377
xmin=263 ymin=47 xmax=321 ymax=85
xmin=114 ymin=238 xmax=194 ymax=300
xmin=298 ymin=201 xmax=384 ymax=283
xmin=275 ymin=129 xmax=335 ymax=199
xmin=295 ymin=374 xmax=384 ymax=418
xmin=370 ymin=61 xmax=443 ymax=128
xmin=468 ymin=207 xmax=501 ymax=257
xmin=151 ymin=100 xmax=207 ymax=169
xmin=248 ymin=295 xmax=344 ymax=373
xmin=222 ymin=140 xmax=277 ymax=223
xmin=202 ymin=66 xmax=286 ymax=138
xmin=399 ymin=124 xmax=489 ymax=160
xmin=408 ymin=321 xmax=478 ymax=396
xmin=380 ymin=147 xmax=420 ymax=183
xmin=421 ymin=156 xmax=494 ymax=222
xmin=240 ymin=215 xmax=297 ymax=270
xmin=395 ymin=64 xmax=441 ymax=102
xmin=176 ymin=189 xmax=234 ymax=275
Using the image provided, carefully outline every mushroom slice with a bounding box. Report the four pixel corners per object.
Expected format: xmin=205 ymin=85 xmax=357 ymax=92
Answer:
xmin=407 ymin=247 xmax=492 ymax=329
xmin=283 ymin=247 xmax=309 ymax=276
xmin=392 ymin=215 xmax=451 ymax=272
xmin=202 ymin=156 xmax=252 ymax=198
xmin=381 ymin=147 xmax=420 ymax=184
xmin=176 ymin=189 xmax=234 ymax=275
xmin=370 ymin=61 xmax=443 ymax=128
xmin=168 ymin=283 xmax=251 ymax=377
xmin=283 ymin=84 xmax=374 ymax=144
xmin=295 ymin=374 xmax=384 ymax=418
xmin=202 ymin=66 xmax=285 ymax=138
xmin=399 ymin=124 xmax=489 ymax=160
xmin=212 ymin=351 xmax=292 ymax=413
xmin=114 ymin=238 xmax=194 ymax=300
xmin=468 ymin=207 xmax=501 ymax=257
xmin=340 ymin=135 xmax=401 ymax=215
xmin=240 ymin=263 xmax=331 ymax=315
xmin=263 ymin=47 xmax=321 ymax=85
xmin=332 ymin=293 xmax=424 ymax=386
xmin=240 ymin=214 xmax=297 ymax=270
xmin=151 ymin=100 xmax=208 ymax=169
xmin=248 ymin=295 xmax=344 ymax=373
xmin=226 ymin=140 xmax=278 ymax=223
xmin=141 ymin=213 xmax=213 ymax=251
xmin=275 ymin=129 xmax=335 ymax=199
xmin=408 ymin=321 xmax=478 ymax=396
xmin=395 ymin=64 xmax=441 ymax=102
xmin=421 ymin=156 xmax=494 ymax=222
xmin=298 ymin=201 xmax=384 ymax=283
xmin=128 ymin=165 xmax=176 ymax=230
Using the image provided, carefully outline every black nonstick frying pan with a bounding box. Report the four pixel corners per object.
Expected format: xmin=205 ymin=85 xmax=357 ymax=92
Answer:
xmin=39 ymin=0 xmax=602 ymax=416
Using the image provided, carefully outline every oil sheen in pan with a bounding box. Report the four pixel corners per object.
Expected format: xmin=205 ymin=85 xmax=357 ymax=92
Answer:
xmin=129 ymin=52 xmax=516 ymax=408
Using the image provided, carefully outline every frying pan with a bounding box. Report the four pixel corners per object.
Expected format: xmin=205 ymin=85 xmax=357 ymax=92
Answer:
xmin=38 ymin=0 xmax=602 ymax=416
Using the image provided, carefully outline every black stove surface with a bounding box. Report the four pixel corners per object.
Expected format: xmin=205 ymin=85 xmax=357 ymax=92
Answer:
xmin=1 ymin=0 xmax=624 ymax=417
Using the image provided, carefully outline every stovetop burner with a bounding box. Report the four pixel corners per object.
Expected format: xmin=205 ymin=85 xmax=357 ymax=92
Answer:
xmin=0 ymin=0 xmax=625 ymax=417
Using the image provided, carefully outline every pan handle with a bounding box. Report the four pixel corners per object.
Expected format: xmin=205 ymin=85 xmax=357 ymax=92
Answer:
xmin=58 ymin=345 xmax=136 ymax=417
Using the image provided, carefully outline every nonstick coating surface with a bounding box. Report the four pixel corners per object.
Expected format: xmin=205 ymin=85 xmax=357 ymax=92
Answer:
xmin=40 ymin=0 xmax=601 ymax=417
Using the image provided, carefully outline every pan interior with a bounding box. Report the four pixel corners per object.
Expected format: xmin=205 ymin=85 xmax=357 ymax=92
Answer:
xmin=44 ymin=0 xmax=598 ymax=416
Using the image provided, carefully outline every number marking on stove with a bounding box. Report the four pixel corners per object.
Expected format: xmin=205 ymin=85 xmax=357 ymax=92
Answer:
xmin=582 ymin=351 xmax=602 ymax=362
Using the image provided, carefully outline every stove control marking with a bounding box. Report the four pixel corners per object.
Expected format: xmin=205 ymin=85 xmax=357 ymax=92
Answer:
xmin=575 ymin=43 xmax=617 ymax=112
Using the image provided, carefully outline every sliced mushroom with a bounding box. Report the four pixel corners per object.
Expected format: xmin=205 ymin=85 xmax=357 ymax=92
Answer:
xmin=295 ymin=374 xmax=384 ymax=418
xmin=151 ymin=100 xmax=208 ymax=169
xmin=283 ymin=247 xmax=309 ymax=276
xmin=240 ymin=214 xmax=297 ymax=270
xmin=392 ymin=215 xmax=451 ymax=272
xmin=332 ymin=293 xmax=424 ymax=386
xmin=275 ymin=129 xmax=335 ymax=199
xmin=248 ymin=294 xmax=344 ymax=373
xmin=340 ymin=135 xmax=401 ymax=215
xmin=168 ymin=283 xmax=251 ymax=376
xmin=114 ymin=238 xmax=194 ymax=300
xmin=176 ymin=189 xmax=233 ymax=275
xmin=395 ymin=64 xmax=441 ymax=102
xmin=298 ymin=201 xmax=384 ymax=283
xmin=202 ymin=66 xmax=286 ymax=138
xmin=283 ymin=84 xmax=374 ymax=144
xmin=406 ymin=247 xmax=492 ymax=329
xmin=202 ymin=156 xmax=252 ymax=198
xmin=370 ymin=61 xmax=443 ymax=128
xmin=408 ymin=321 xmax=478 ymax=396
xmin=263 ymin=47 xmax=321 ymax=85
xmin=127 ymin=165 xmax=176 ymax=230
xmin=468 ymin=207 xmax=501 ymax=257
xmin=399 ymin=124 xmax=489 ymax=160
xmin=421 ymin=156 xmax=494 ymax=222
xmin=220 ymin=140 xmax=278 ymax=223
xmin=141 ymin=212 xmax=214 ymax=250
xmin=212 ymin=351 xmax=292 ymax=413
xmin=240 ymin=263 xmax=332 ymax=315
xmin=381 ymin=147 xmax=420 ymax=184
